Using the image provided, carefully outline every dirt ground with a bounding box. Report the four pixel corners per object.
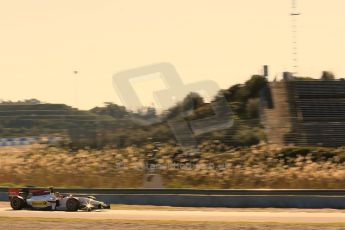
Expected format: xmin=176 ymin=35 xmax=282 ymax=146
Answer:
xmin=1 ymin=202 xmax=345 ymax=229
xmin=1 ymin=219 xmax=345 ymax=230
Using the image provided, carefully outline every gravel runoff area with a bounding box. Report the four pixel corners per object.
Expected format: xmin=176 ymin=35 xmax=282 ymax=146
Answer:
xmin=1 ymin=203 xmax=345 ymax=229
xmin=1 ymin=218 xmax=345 ymax=230
xmin=0 ymin=202 xmax=345 ymax=230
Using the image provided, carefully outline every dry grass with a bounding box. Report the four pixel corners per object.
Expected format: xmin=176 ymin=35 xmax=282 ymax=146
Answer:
xmin=0 ymin=146 xmax=144 ymax=188
xmin=1 ymin=143 xmax=345 ymax=188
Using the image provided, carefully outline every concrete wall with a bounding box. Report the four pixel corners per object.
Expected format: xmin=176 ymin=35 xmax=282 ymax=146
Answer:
xmin=261 ymin=82 xmax=294 ymax=145
xmin=2 ymin=192 xmax=345 ymax=209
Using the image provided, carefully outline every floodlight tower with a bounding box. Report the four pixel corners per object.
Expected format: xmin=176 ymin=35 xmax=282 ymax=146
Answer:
xmin=291 ymin=0 xmax=301 ymax=75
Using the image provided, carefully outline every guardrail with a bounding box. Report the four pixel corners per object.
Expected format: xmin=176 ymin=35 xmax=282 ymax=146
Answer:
xmin=1 ymin=188 xmax=345 ymax=209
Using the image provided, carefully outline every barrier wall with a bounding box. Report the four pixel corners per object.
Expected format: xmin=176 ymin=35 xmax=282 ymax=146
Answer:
xmin=2 ymin=188 xmax=345 ymax=209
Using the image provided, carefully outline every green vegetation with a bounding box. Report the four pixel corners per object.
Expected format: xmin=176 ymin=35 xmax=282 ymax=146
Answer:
xmin=0 ymin=75 xmax=269 ymax=149
xmin=321 ymin=71 xmax=335 ymax=80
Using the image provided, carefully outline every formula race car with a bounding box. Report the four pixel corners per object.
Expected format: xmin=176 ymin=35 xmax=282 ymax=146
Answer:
xmin=8 ymin=187 xmax=110 ymax=212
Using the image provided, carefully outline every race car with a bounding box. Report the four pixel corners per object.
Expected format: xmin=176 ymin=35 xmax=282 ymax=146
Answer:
xmin=8 ymin=187 xmax=110 ymax=212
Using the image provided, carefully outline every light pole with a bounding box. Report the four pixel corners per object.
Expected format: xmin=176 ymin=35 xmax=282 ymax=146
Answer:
xmin=291 ymin=0 xmax=301 ymax=75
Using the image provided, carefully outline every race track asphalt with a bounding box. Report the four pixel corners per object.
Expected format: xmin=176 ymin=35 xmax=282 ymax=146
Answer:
xmin=1 ymin=207 xmax=345 ymax=223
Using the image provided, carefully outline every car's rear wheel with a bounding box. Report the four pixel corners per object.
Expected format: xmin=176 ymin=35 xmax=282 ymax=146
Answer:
xmin=66 ymin=198 xmax=79 ymax=212
xmin=10 ymin=197 xmax=24 ymax=210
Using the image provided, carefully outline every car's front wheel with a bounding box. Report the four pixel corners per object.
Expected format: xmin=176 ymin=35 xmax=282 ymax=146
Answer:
xmin=66 ymin=198 xmax=79 ymax=212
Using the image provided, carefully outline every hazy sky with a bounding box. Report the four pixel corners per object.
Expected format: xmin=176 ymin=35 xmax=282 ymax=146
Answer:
xmin=1 ymin=0 xmax=345 ymax=109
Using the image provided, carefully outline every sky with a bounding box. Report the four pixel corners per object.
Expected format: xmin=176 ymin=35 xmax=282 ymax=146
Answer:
xmin=1 ymin=0 xmax=345 ymax=110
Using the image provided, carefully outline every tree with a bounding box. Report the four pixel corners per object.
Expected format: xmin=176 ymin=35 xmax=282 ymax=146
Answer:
xmin=163 ymin=92 xmax=205 ymax=120
xmin=245 ymin=75 xmax=268 ymax=98
xmin=181 ymin=92 xmax=205 ymax=112
xmin=90 ymin=102 xmax=128 ymax=118
xmin=321 ymin=71 xmax=335 ymax=80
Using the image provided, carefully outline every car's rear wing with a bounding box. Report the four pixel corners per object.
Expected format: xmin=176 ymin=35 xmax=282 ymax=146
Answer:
xmin=8 ymin=188 xmax=51 ymax=198
xmin=8 ymin=188 xmax=21 ymax=197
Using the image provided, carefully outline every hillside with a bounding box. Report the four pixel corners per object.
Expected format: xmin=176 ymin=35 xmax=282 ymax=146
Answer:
xmin=0 ymin=74 xmax=269 ymax=149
